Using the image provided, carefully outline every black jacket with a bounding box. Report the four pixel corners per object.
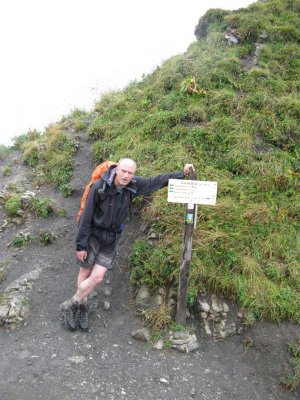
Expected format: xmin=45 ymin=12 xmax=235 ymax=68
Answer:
xmin=76 ymin=166 xmax=184 ymax=251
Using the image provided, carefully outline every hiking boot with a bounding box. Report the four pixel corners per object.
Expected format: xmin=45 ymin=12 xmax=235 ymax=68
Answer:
xmin=65 ymin=302 xmax=79 ymax=332
xmin=78 ymin=303 xmax=89 ymax=331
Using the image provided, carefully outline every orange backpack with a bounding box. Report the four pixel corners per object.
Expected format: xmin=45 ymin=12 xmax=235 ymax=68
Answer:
xmin=77 ymin=160 xmax=117 ymax=221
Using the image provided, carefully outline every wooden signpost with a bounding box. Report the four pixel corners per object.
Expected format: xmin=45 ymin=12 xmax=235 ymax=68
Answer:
xmin=168 ymin=168 xmax=217 ymax=325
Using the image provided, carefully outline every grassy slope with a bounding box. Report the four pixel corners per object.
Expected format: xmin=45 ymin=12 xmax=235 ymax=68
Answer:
xmin=12 ymin=0 xmax=300 ymax=323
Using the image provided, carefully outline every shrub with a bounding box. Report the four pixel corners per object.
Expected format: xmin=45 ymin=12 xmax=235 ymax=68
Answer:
xmin=4 ymin=195 xmax=22 ymax=217
xmin=30 ymin=197 xmax=52 ymax=218
xmin=39 ymin=230 xmax=56 ymax=245
xmin=12 ymin=231 xmax=34 ymax=247
xmin=2 ymin=165 xmax=12 ymax=176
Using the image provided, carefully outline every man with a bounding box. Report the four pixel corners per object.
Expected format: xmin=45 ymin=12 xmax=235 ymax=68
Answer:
xmin=64 ymin=158 xmax=194 ymax=331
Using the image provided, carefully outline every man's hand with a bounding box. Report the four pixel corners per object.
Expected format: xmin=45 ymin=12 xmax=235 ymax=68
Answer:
xmin=183 ymin=164 xmax=195 ymax=176
xmin=76 ymin=250 xmax=87 ymax=262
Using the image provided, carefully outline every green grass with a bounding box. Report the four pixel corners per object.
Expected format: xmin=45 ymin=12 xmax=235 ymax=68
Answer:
xmin=280 ymin=338 xmax=300 ymax=391
xmin=15 ymin=124 xmax=77 ymax=195
xmin=9 ymin=0 xmax=300 ymax=325
xmin=122 ymin=0 xmax=300 ymax=324
xmin=4 ymin=195 xmax=22 ymax=217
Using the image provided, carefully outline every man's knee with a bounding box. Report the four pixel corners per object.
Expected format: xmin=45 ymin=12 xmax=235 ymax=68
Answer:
xmin=90 ymin=264 xmax=107 ymax=285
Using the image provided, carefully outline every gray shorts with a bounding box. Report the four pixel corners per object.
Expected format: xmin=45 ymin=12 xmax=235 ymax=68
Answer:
xmin=77 ymin=235 xmax=116 ymax=270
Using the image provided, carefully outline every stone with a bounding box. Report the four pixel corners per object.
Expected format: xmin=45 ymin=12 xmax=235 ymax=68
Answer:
xmin=103 ymin=287 xmax=112 ymax=296
xmin=153 ymin=339 xmax=164 ymax=350
xmin=131 ymin=327 xmax=151 ymax=342
xmin=172 ymin=331 xmax=190 ymax=341
xmin=198 ymin=300 xmax=210 ymax=313
xmin=225 ymin=322 xmax=237 ymax=337
xmin=135 ymin=285 xmax=150 ymax=304
xmin=225 ymin=33 xmax=238 ymax=45
xmin=159 ymin=378 xmax=169 ymax=384
xmin=68 ymin=355 xmax=86 ymax=364
xmin=103 ymin=301 xmax=111 ymax=310
xmin=151 ymin=294 xmax=164 ymax=307
xmin=201 ymin=312 xmax=208 ymax=320
xmin=223 ymin=302 xmax=229 ymax=313
xmin=211 ymin=294 xmax=222 ymax=313
xmin=148 ymin=231 xmax=159 ymax=240
xmin=203 ymin=320 xmax=212 ymax=336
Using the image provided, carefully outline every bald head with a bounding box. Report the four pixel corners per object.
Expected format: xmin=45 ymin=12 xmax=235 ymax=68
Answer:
xmin=114 ymin=158 xmax=137 ymax=187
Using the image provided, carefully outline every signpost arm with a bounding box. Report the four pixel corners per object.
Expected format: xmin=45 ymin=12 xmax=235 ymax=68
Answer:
xmin=176 ymin=167 xmax=197 ymax=326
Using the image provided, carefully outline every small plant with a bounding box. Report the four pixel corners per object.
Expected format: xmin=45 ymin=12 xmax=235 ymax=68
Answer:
xmin=139 ymin=305 xmax=173 ymax=332
xmin=180 ymin=76 xmax=199 ymax=95
xmin=12 ymin=232 xmax=34 ymax=247
xmin=59 ymin=183 xmax=74 ymax=198
xmin=169 ymin=322 xmax=186 ymax=332
xmin=4 ymin=195 xmax=22 ymax=217
xmin=0 ymin=145 xmax=11 ymax=160
xmin=30 ymin=197 xmax=52 ymax=218
xmin=39 ymin=230 xmax=56 ymax=245
xmin=2 ymin=165 xmax=12 ymax=176
xmin=280 ymin=339 xmax=300 ymax=392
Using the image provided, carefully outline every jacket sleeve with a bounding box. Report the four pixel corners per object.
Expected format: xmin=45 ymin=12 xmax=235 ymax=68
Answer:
xmin=134 ymin=171 xmax=184 ymax=196
xmin=75 ymin=182 xmax=99 ymax=251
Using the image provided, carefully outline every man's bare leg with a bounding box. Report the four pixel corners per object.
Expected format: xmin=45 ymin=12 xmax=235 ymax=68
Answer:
xmin=65 ymin=264 xmax=107 ymax=331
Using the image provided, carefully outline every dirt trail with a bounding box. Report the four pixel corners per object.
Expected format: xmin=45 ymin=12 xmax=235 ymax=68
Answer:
xmin=0 ymin=132 xmax=299 ymax=400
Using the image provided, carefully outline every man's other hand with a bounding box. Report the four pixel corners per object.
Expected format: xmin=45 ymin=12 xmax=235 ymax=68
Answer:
xmin=76 ymin=250 xmax=87 ymax=262
xmin=183 ymin=164 xmax=195 ymax=176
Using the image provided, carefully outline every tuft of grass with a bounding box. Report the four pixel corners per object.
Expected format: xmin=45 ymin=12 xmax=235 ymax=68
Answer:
xmin=0 ymin=145 xmax=12 ymax=160
xmin=2 ymin=165 xmax=12 ymax=176
xmin=139 ymin=305 xmax=173 ymax=332
xmin=4 ymin=195 xmax=22 ymax=217
xmin=39 ymin=230 xmax=56 ymax=245
xmin=280 ymin=339 xmax=300 ymax=392
xmin=30 ymin=197 xmax=52 ymax=218
xmin=12 ymin=232 xmax=35 ymax=248
xmin=18 ymin=124 xmax=77 ymax=193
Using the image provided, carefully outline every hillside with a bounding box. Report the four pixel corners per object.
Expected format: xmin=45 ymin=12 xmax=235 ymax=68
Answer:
xmin=0 ymin=0 xmax=300 ymax=398
xmin=9 ymin=0 xmax=299 ymax=323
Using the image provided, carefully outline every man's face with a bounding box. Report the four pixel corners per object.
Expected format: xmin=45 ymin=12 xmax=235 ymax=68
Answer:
xmin=114 ymin=161 xmax=136 ymax=187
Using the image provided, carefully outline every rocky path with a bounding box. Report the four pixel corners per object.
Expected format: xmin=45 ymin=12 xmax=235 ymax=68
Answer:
xmin=0 ymin=133 xmax=299 ymax=400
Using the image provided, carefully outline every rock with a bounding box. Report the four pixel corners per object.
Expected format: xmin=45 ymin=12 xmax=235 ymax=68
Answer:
xmin=153 ymin=339 xmax=164 ymax=350
xmin=172 ymin=331 xmax=190 ymax=341
xmin=68 ymin=355 xmax=86 ymax=364
xmin=135 ymin=285 xmax=150 ymax=304
xmin=211 ymin=294 xmax=222 ymax=313
xmin=223 ymin=302 xmax=229 ymax=313
xmin=131 ymin=327 xmax=151 ymax=342
xmin=198 ymin=300 xmax=210 ymax=313
xmin=203 ymin=320 xmax=212 ymax=336
xmin=0 ymin=305 xmax=9 ymax=326
xmin=103 ymin=287 xmax=112 ymax=296
xmin=201 ymin=312 xmax=208 ymax=320
xmin=21 ymin=191 xmax=36 ymax=208
xmin=172 ymin=334 xmax=200 ymax=353
xmin=159 ymin=378 xmax=169 ymax=384
xmin=225 ymin=322 xmax=237 ymax=337
xmin=103 ymin=301 xmax=111 ymax=310
xmin=148 ymin=231 xmax=159 ymax=240
xmin=224 ymin=28 xmax=239 ymax=45
xmin=151 ymin=294 xmax=164 ymax=307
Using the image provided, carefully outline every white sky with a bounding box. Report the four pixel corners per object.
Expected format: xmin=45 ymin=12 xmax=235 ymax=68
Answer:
xmin=0 ymin=0 xmax=255 ymax=145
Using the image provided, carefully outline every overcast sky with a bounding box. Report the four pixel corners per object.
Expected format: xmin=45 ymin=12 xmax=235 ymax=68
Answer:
xmin=0 ymin=0 xmax=255 ymax=145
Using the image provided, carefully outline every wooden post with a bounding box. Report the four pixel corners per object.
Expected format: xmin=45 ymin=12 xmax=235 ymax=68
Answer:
xmin=176 ymin=167 xmax=197 ymax=326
